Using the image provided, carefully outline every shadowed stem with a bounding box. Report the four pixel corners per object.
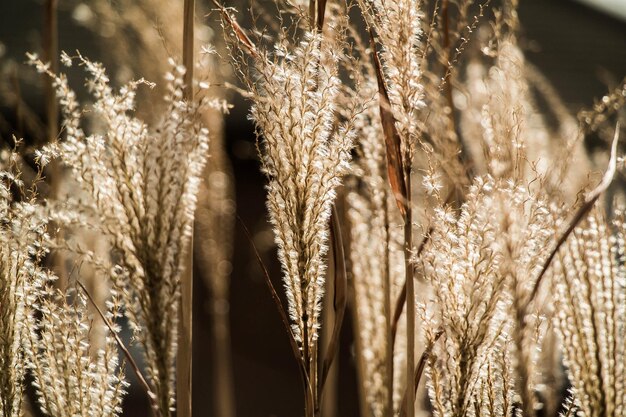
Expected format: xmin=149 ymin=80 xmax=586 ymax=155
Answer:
xmin=43 ymin=0 xmax=57 ymax=145
xmin=78 ymin=281 xmax=161 ymax=417
xmin=529 ymin=123 xmax=620 ymax=305
xmin=43 ymin=0 xmax=68 ymax=290
xmin=348 ymin=268 xmax=373 ymax=417
xmin=177 ymin=1 xmax=195 ymax=416
xmin=318 ymin=205 xmax=348 ymax=416
xmin=404 ymin=172 xmax=415 ymax=417
xmin=383 ymin=194 xmax=394 ymax=416
xmin=237 ymin=215 xmax=314 ymax=415
xmin=400 ymin=329 xmax=444 ymax=417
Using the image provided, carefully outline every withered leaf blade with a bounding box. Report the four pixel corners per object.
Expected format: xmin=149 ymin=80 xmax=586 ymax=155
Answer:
xmin=391 ymin=229 xmax=433 ymax=350
xmin=370 ymin=32 xmax=408 ymax=217
xmin=399 ymin=328 xmax=444 ymax=417
xmin=316 ymin=0 xmax=328 ymax=32
xmin=236 ymin=215 xmax=304 ymax=371
xmin=319 ymin=205 xmax=347 ymax=394
xmin=529 ymin=122 xmax=621 ymax=305
xmin=212 ymin=0 xmax=259 ymax=59
xmin=78 ymin=281 xmax=161 ymax=417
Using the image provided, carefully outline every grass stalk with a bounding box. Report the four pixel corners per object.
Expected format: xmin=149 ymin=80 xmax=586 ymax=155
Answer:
xmin=320 ymin=272 xmax=337 ymax=417
xmin=348 ymin=274 xmax=373 ymax=417
xmin=399 ymin=329 xmax=443 ymax=417
xmin=529 ymin=124 xmax=620 ymax=304
xmin=78 ymin=281 xmax=161 ymax=417
xmin=43 ymin=0 xmax=58 ymax=145
xmin=177 ymin=1 xmax=195 ymax=416
xmin=404 ymin=172 xmax=415 ymax=417
xmin=441 ymin=0 xmax=473 ymax=179
xmin=43 ymin=0 xmax=69 ymax=289
xmin=383 ymin=195 xmax=394 ymax=416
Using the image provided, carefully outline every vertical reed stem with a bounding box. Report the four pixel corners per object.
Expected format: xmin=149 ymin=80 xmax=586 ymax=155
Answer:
xmin=321 ymin=246 xmax=338 ymax=417
xmin=404 ymin=172 xmax=415 ymax=417
xmin=202 ymin=139 xmax=236 ymax=417
xmin=43 ymin=0 xmax=58 ymax=145
xmin=178 ymin=1 xmax=195 ymax=416
xmin=383 ymin=194 xmax=394 ymax=416
xmin=441 ymin=0 xmax=472 ymax=178
xmin=183 ymin=0 xmax=195 ymax=99
xmin=349 ymin=279 xmax=372 ymax=417
xmin=43 ymin=0 xmax=69 ymax=289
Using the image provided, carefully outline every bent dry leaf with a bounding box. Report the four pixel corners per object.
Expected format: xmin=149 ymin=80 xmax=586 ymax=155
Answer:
xmin=319 ymin=205 xmax=347 ymax=395
xmin=78 ymin=281 xmax=161 ymax=417
xmin=400 ymin=328 xmax=444 ymax=417
xmin=370 ymin=32 xmax=408 ymax=218
xmin=236 ymin=215 xmax=303 ymax=366
xmin=316 ymin=0 xmax=328 ymax=32
xmin=212 ymin=0 xmax=260 ymax=59
xmin=530 ymin=122 xmax=621 ymax=304
xmin=391 ymin=230 xmax=432 ymax=350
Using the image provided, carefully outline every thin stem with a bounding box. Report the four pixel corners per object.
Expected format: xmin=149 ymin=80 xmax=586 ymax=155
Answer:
xmin=183 ymin=0 xmax=195 ymax=100
xmin=237 ymin=215 xmax=313 ymax=413
xmin=383 ymin=195 xmax=394 ymax=416
xmin=441 ymin=0 xmax=473 ymax=179
xmin=177 ymin=1 xmax=195 ymax=416
xmin=78 ymin=282 xmax=161 ymax=417
xmin=320 ymin=273 xmax=338 ymax=417
xmin=529 ymin=124 xmax=620 ymax=304
xmin=400 ymin=329 xmax=444 ymax=417
xmin=43 ymin=0 xmax=58 ymax=144
xmin=348 ymin=273 xmax=372 ymax=417
xmin=391 ymin=230 xmax=432 ymax=350
xmin=43 ymin=0 xmax=68 ymax=289
xmin=404 ymin=171 xmax=415 ymax=417
xmin=319 ymin=206 xmax=347 ymax=393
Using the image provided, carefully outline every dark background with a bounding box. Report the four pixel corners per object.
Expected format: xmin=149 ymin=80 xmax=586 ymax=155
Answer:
xmin=0 ymin=0 xmax=625 ymax=416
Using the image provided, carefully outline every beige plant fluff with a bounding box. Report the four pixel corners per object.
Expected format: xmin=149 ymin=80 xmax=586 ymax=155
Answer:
xmin=424 ymin=176 xmax=517 ymax=417
xmin=358 ymin=0 xmax=424 ymax=149
xmin=0 ymin=149 xmax=126 ymax=417
xmin=346 ymin=66 xmax=407 ymax=416
xmin=552 ymin=208 xmax=626 ymax=417
xmin=0 ymin=151 xmax=47 ymax=417
xmin=28 ymin=52 xmax=217 ymax=416
xmin=247 ymin=30 xmax=356 ymax=365
xmin=25 ymin=290 xmax=126 ymax=417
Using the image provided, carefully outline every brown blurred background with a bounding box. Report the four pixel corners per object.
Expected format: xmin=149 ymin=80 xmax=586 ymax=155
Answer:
xmin=0 ymin=0 xmax=624 ymax=416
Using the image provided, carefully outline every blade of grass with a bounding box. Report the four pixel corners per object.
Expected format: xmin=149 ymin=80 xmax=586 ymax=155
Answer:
xmin=78 ymin=281 xmax=161 ymax=417
xmin=316 ymin=0 xmax=328 ymax=32
xmin=237 ymin=215 xmax=302 ymax=362
xmin=177 ymin=2 xmax=195 ymax=416
xmin=391 ymin=230 xmax=432 ymax=350
xmin=237 ymin=214 xmax=313 ymax=410
xmin=319 ymin=205 xmax=347 ymax=395
xmin=211 ymin=0 xmax=260 ymax=59
xmin=308 ymin=0 xmax=328 ymax=31
xmin=399 ymin=328 xmax=444 ymax=417
xmin=369 ymin=30 xmax=408 ymax=218
xmin=347 ymin=267 xmax=373 ymax=417
xmin=183 ymin=0 xmax=195 ymax=100
xmin=529 ymin=123 xmax=621 ymax=304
